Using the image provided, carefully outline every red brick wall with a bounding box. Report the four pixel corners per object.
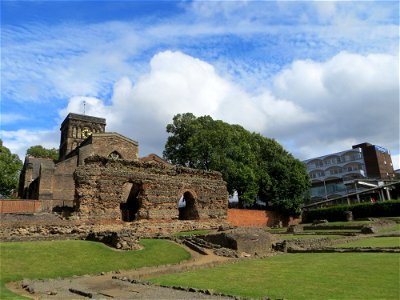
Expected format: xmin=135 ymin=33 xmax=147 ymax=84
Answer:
xmin=227 ymin=209 xmax=301 ymax=227
xmin=0 ymin=199 xmax=74 ymax=214
xmin=0 ymin=200 xmax=42 ymax=214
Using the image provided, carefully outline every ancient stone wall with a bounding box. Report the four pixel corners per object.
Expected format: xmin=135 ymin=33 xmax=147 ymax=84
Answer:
xmin=75 ymin=156 xmax=228 ymax=221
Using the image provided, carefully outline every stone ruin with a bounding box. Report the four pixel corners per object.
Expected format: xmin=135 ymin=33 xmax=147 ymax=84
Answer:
xmin=17 ymin=112 xmax=229 ymax=223
xmin=75 ymin=155 xmax=228 ymax=221
xmin=176 ymin=227 xmax=273 ymax=258
xmin=199 ymin=227 xmax=272 ymax=256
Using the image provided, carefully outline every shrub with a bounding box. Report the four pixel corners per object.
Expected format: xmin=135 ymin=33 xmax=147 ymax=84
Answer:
xmin=352 ymin=200 xmax=400 ymax=219
xmin=303 ymin=200 xmax=400 ymax=222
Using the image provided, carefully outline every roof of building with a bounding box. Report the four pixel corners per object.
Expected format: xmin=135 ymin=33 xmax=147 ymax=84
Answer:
xmin=140 ymin=153 xmax=171 ymax=165
xmin=61 ymin=113 xmax=106 ymax=128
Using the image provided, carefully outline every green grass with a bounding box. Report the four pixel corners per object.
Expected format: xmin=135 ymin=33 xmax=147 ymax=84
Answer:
xmin=334 ymin=237 xmax=400 ymax=248
xmin=265 ymin=228 xmax=287 ymax=233
xmin=382 ymin=216 xmax=400 ymax=223
xmin=376 ymin=223 xmax=400 ymax=233
xmin=305 ymin=229 xmax=361 ymax=233
xmin=150 ymin=253 xmax=400 ymax=300
xmin=303 ymin=220 xmax=372 ymax=226
xmin=0 ymin=239 xmax=190 ymax=299
xmin=174 ymin=229 xmax=210 ymax=237
xmin=277 ymin=234 xmax=343 ymax=240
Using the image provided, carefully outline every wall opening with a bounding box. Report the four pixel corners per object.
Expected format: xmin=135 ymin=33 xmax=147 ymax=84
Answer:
xmin=120 ymin=183 xmax=142 ymax=221
xmin=109 ymin=151 xmax=123 ymax=160
xmin=178 ymin=191 xmax=199 ymax=220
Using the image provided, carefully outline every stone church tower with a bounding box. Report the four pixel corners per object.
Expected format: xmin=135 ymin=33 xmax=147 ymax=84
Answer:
xmin=59 ymin=113 xmax=106 ymax=161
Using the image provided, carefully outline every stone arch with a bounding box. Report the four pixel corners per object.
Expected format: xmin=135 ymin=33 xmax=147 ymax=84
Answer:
xmin=120 ymin=182 xmax=142 ymax=222
xmin=178 ymin=190 xmax=199 ymax=220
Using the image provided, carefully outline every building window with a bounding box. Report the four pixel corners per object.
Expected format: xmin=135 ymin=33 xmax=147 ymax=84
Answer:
xmin=109 ymin=151 xmax=122 ymax=160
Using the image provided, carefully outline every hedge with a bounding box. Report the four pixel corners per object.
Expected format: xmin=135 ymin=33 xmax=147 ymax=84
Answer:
xmin=303 ymin=200 xmax=400 ymax=222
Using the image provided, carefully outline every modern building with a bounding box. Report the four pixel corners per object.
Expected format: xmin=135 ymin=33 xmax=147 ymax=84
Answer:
xmin=303 ymin=143 xmax=396 ymax=203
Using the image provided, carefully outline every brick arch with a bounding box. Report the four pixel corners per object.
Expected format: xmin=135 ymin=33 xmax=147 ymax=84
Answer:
xmin=177 ymin=188 xmax=198 ymax=200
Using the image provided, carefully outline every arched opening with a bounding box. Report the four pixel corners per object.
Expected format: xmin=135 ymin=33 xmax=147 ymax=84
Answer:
xmin=120 ymin=183 xmax=142 ymax=222
xmin=109 ymin=151 xmax=123 ymax=160
xmin=178 ymin=191 xmax=199 ymax=220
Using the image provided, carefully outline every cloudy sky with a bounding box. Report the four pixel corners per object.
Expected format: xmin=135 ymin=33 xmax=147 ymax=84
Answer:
xmin=1 ymin=0 xmax=399 ymax=169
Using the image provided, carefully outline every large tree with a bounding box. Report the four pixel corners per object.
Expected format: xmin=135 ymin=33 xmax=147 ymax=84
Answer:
xmin=26 ymin=145 xmax=59 ymax=160
xmin=163 ymin=113 xmax=310 ymax=214
xmin=0 ymin=140 xmax=23 ymax=197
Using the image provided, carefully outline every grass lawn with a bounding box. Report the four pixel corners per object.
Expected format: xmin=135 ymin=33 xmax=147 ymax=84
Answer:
xmin=174 ymin=229 xmax=210 ymax=237
xmin=150 ymin=253 xmax=400 ymax=300
xmin=305 ymin=229 xmax=361 ymax=233
xmin=334 ymin=237 xmax=400 ymax=248
xmin=302 ymin=220 xmax=372 ymax=226
xmin=277 ymin=234 xmax=343 ymax=240
xmin=376 ymin=224 xmax=400 ymax=233
xmin=265 ymin=228 xmax=287 ymax=234
xmin=0 ymin=239 xmax=190 ymax=299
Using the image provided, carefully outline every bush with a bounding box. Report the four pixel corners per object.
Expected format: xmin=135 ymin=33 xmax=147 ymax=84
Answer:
xmin=303 ymin=200 xmax=400 ymax=222
xmin=352 ymin=200 xmax=400 ymax=219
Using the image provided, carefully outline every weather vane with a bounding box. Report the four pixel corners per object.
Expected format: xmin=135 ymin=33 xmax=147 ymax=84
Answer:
xmin=83 ymin=100 xmax=86 ymax=115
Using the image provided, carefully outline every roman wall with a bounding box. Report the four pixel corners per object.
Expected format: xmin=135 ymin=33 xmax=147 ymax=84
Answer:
xmin=74 ymin=155 xmax=229 ymax=221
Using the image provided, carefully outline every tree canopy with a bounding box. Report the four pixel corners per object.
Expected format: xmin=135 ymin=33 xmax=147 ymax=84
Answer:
xmin=0 ymin=140 xmax=23 ymax=197
xmin=163 ymin=113 xmax=310 ymax=214
xmin=26 ymin=145 xmax=59 ymax=160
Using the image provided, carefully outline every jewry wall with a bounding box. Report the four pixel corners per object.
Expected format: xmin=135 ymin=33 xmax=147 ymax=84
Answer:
xmin=75 ymin=155 xmax=229 ymax=221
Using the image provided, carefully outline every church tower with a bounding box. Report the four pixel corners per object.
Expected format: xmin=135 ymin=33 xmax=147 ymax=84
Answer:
xmin=59 ymin=113 xmax=106 ymax=161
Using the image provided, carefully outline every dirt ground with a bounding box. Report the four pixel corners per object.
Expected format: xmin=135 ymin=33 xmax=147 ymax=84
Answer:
xmin=7 ymin=244 xmax=246 ymax=300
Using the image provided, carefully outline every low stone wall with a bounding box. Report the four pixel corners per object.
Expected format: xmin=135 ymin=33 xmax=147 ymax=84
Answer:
xmin=227 ymin=209 xmax=300 ymax=227
xmin=200 ymin=227 xmax=272 ymax=256
xmin=0 ymin=218 xmax=229 ymax=242
xmin=85 ymin=230 xmax=142 ymax=250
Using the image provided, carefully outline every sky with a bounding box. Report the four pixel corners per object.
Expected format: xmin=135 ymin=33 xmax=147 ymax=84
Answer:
xmin=1 ymin=0 xmax=399 ymax=170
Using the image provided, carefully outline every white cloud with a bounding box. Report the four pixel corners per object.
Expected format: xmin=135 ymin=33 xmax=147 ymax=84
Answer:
xmin=2 ymin=1 xmax=397 ymax=105
xmin=3 ymin=50 xmax=398 ymax=170
xmin=391 ymin=154 xmax=400 ymax=171
xmin=271 ymin=51 xmax=399 ymax=160
xmin=1 ymin=129 xmax=59 ymax=160
xmin=1 ymin=113 xmax=28 ymax=124
xmin=55 ymin=51 xmax=313 ymax=156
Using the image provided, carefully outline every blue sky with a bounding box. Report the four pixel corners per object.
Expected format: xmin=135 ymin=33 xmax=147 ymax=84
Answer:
xmin=1 ymin=0 xmax=399 ymax=169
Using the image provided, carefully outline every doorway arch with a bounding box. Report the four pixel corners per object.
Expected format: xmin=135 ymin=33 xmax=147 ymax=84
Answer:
xmin=120 ymin=182 xmax=142 ymax=221
xmin=178 ymin=191 xmax=199 ymax=220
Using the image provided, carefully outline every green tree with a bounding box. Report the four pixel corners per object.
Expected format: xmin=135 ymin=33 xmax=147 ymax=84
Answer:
xmin=163 ymin=113 xmax=310 ymax=214
xmin=26 ymin=145 xmax=59 ymax=160
xmin=0 ymin=139 xmax=23 ymax=197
